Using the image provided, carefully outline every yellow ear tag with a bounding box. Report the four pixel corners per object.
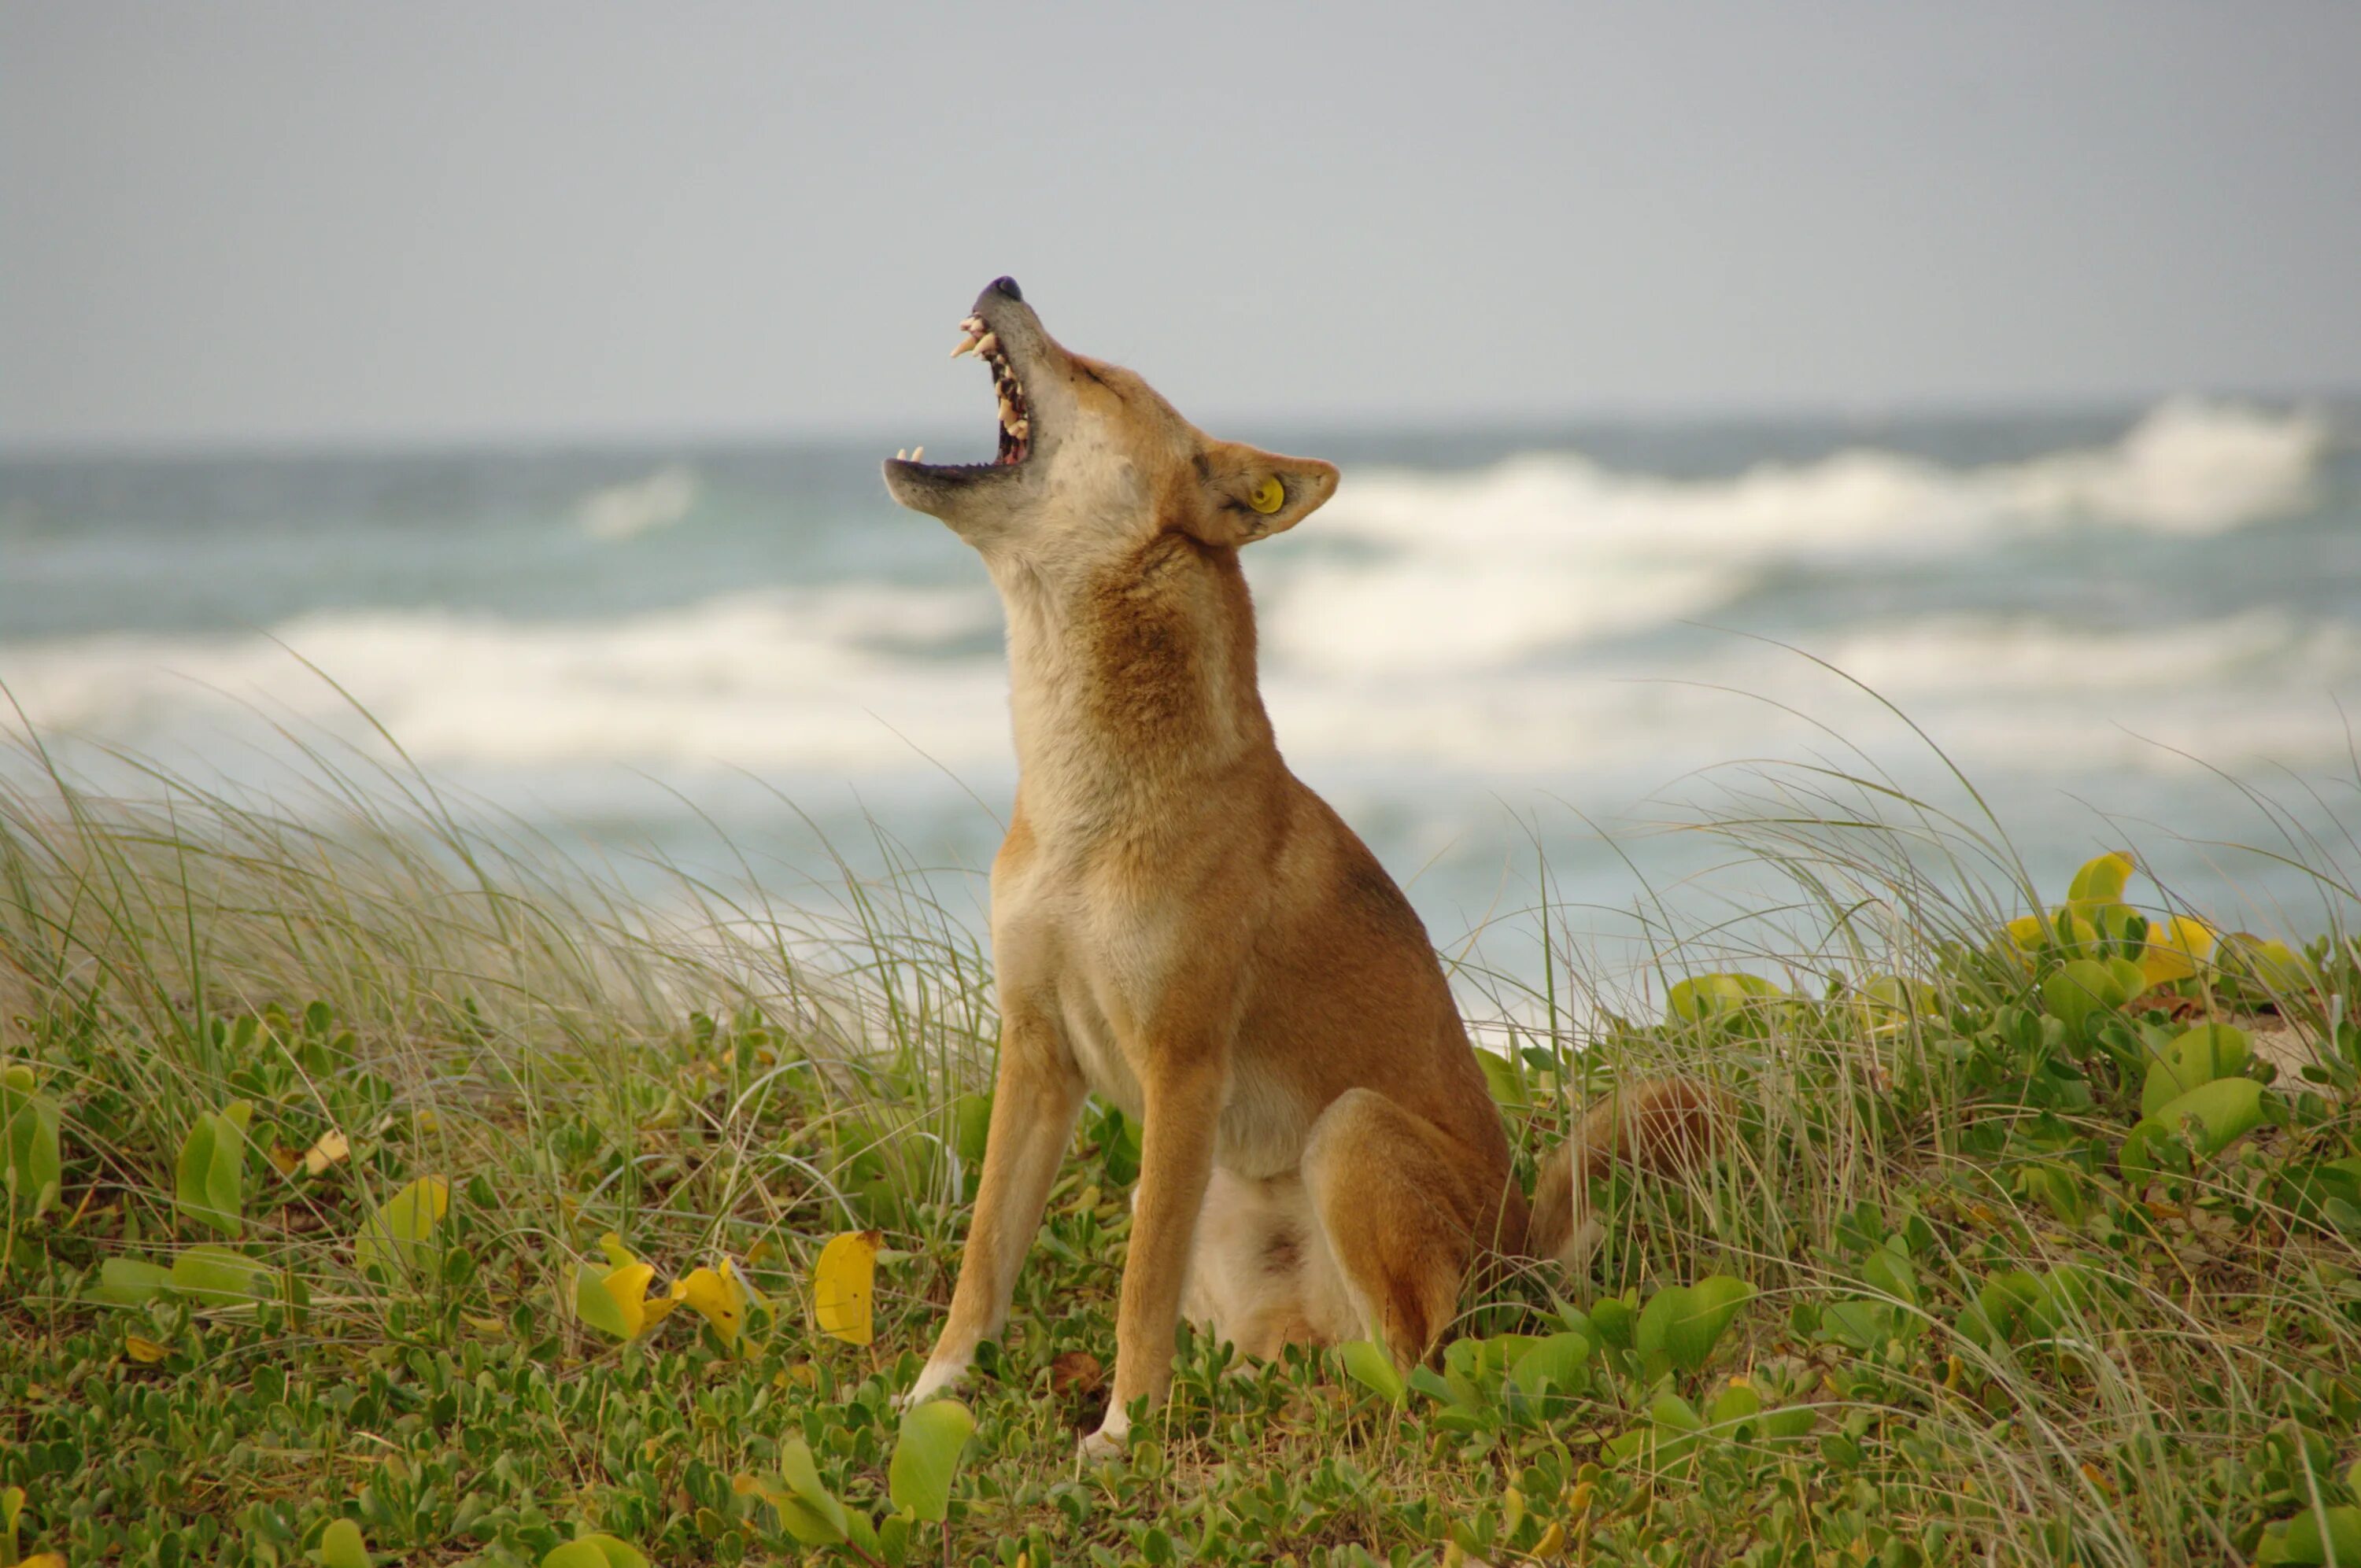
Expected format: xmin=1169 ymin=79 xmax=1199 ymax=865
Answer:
xmin=1247 ymin=477 xmax=1285 ymax=514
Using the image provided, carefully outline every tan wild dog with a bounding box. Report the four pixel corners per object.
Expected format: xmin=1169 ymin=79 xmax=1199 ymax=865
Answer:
xmin=883 ymin=277 xmax=1722 ymax=1456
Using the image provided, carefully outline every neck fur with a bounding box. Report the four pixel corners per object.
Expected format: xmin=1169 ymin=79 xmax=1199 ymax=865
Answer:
xmin=994 ymin=536 xmax=1273 ymax=839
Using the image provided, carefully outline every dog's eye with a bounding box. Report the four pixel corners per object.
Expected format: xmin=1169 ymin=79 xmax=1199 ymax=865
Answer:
xmin=1247 ymin=478 xmax=1285 ymax=515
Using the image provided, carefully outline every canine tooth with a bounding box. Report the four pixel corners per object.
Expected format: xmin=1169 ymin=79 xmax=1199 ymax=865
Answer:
xmin=910 ymin=445 xmax=923 ymax=461
xmin=974 ymin=332 xmax=997 ymax=356
xmin=896 ymin=448 xmax=907 ymax=460
xmin=998 ymin=395 xmax=1017 ymax=430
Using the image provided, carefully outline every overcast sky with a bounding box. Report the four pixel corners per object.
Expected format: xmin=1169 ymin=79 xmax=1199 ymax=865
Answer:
xmin=5 ymin=2 xmax=2358 ymax=451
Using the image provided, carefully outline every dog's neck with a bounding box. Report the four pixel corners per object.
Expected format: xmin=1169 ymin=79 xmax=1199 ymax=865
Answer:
xmin=992 ymin=533 xmax=1276 ymax=844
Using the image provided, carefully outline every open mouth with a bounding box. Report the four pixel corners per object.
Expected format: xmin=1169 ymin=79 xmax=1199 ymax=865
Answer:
xmin=893 ymin=312 xmax=1032 ymax=471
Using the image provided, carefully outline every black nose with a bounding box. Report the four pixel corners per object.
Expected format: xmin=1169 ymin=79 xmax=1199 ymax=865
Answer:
xmin=985 ymin=275 xmax=1022 ymax=303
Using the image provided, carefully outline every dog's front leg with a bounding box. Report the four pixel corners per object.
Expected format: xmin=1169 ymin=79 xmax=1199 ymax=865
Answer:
xmin=906 ymin=1002 xmax=1084 ymax=1405
xmin=1084 ymin=1046 xmax=1226 ymax=1459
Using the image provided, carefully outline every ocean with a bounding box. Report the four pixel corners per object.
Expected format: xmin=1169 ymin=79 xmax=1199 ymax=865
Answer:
xmin=4 ymin=398 xmax=2356 ymax=997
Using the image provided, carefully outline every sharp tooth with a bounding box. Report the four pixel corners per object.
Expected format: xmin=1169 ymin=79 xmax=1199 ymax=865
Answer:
xmin=999 ymin=396 xmax=1017 ymax=430
xmin=910 ymin=445 xmax=923 ymax=462
xmin=974 ymin=332 xmax=997 ymax=357
xmin=951 ymin=336 xmax=979 ymax=358
xmin=896 ymin=448 xmax=907 ymax=460
xmin=1010 ymin=418 xmax=1029 ymax=439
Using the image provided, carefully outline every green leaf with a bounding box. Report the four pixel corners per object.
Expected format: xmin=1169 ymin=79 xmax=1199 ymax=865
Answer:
xmin=2142 ymin=1024 xmax=2253 ymax=1116
xmin=539 ymin=1545 xmax=608 ymax=1568
xmin=2022 ymin=1265 xmax=2101 ymax=1339
xmin=889 ymin=1397 xmax=976 ymax=1524
xmin=542 ymin=1536 xmax=648 ymax=1568
xmin=1967 ymin=1269 xmax=2042 ymax=1345
xmin=775 ymin=1437 xmax=851 ymax=1545
xmin=176 ymin=1109 xmax=246 ymax=1238
xmin=1507 ymin=1332 xmax=1594 ymax=1403
xmin=2259 ymin=1505 xmax=2361 ymax=1566
xmin=170 ymin=1243 xmax=271 ymax=1308
xmin=0 ymin=1068 xmax=62 ymax=1219
xmin=318 ymin=1518 xmax=373 ymax=1568
xmin=1476 ymin=1049 xmax=1528 ymax=1109
xmin=354 ymin=1175 xmax=449 ymax=1275
xmin=2222 ymin=933 xmax=2318 ymax=1000
xmin=1666 ymin=973 xmax=1781 ymax=1026
xmin=1586 ymin=1289 xmax=1638 ymax=1351
xmin=1819 ymin=1299 xmax=1900 ymax=1352
xmin=951 ymin=1093 xmax=992 ymax=1168
xmin=2140 ymin=1076 xmax=2267 ymax=1159
xmin=1705 ymin=1378 xmax=1762 ymax=1427
xmin=93 ymin=1256 xmax=176 ymax=1306
xmin=1636 ymin=1275 xmax=1754 ymax=1375
xmin=1339 ymin=1338 xmax=1407 ymax=1404
xmin=2041 ymin=959 xmax=2132 ymax=1039
xmin=2104 ymin=955 xmax=2149 ymax=1002
xmin=1859 ymin=1246 xmax=1920 ymax=1309
xmin=571 ymin=1264 xmax=634 ymax=1338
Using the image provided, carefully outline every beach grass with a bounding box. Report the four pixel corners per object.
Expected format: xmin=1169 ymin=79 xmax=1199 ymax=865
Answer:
xmin=5 ymin=722 xmax=2360 ymax=1568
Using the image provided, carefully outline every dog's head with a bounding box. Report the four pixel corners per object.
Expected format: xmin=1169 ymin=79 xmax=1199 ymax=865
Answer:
xmin=882 ymin=278 xmax=1338 ymax=574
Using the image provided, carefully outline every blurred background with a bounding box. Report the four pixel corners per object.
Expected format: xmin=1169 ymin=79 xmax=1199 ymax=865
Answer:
xmin=5 ymin=2 xmax=2358 ymax=976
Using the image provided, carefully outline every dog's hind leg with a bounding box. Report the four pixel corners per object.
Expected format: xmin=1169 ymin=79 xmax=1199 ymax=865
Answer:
xmin=1301 ymin=1087 xmax=1502 ymax=1367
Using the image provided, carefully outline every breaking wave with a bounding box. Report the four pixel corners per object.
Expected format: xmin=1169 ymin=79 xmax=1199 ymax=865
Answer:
xmin=2 ymin=397 xmax=2344 ymax=810
xmin=6 ymin=602 xmax=2352 ymax=789
xmin=1269 ymin=398 xmax=2330 ymax=673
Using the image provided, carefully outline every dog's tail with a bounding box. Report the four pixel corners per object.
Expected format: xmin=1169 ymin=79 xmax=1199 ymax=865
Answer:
xmin=1524 ymin=1079 xmax=1731 ymax=1270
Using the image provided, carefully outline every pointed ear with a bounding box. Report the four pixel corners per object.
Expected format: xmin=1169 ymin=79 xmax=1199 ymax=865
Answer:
xmin=1181 ymin=441 xmax=1340 ymax=548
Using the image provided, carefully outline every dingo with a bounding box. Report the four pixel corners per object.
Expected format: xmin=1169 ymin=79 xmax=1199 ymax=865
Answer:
xmin=884 ymin=278 xmax=1719 ymax=1455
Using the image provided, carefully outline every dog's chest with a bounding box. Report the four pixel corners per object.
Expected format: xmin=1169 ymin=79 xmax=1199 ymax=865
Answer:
xmin=996 ymin=855 xmax=1311 ymax=1179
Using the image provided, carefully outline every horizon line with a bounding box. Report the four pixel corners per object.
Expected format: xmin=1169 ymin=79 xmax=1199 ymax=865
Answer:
xmin=6 ymin=382 xmax=2356 ymax=466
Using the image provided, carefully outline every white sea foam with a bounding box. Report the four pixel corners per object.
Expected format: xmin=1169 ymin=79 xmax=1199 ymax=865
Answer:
xmin=6 ymin=596 xmax=2351 ymax=791
xmin=1 ymin=586 xmax=1012 ymax=774
xmin=577 ymin=463 xmax=700 ymax=540
xmin=2 ymin=399 xmax=2342 ymax=802
xmin=1266 ymin=398 xmax=2329 ymax=674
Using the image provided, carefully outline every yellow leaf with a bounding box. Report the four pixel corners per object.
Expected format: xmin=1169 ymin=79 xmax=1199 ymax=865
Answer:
xmin=24 ymin=1555 xmax=67 ymax=1568
xmin=812 ymin=1230 xmax=881 ymax=1345
xmin=2140 ymin=914 xmax=2216 ymax=987
xmin=264 ymin=1142 xmax=302 ymax=1177
xmin=591 ymin=1234 xmax=680 ymax=1338
xmin=2065 ymin=850 xmax=2135 ymax=911
xmin=124 ymin=1334 xmax=169 ymax=1363
xmin=353 ymin=1175 xmax=449 ymax=1275
xmin=608 ymin=1261 xmax=660 ymax=1327
xmin=302 ymin=1128 xmax=352 ymax=1176
xmin=671 ymin=1260 xmax=748 ymax=1350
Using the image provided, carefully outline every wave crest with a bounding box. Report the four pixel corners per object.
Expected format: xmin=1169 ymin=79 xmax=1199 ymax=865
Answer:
xmin=1266 ymin=398 xmax=2327 ymax=673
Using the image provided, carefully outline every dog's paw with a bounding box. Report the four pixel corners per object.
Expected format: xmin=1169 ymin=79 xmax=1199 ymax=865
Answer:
xmin=896 ymin=1356 xmax=970 ymax=1411
xmin=1077 ymin=1410 xmax=1130 ymax=1463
